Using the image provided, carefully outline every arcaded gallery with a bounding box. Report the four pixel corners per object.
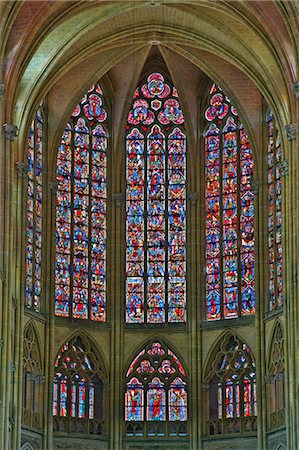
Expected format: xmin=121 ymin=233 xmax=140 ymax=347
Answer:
xmin=0 ymin=1 xmax=298 ymax=450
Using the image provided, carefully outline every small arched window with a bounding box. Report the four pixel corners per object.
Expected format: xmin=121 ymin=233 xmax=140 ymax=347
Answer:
xmin=267 ymin=111 xmax=283 ymax=311
xmin=267 ymin=321 xmax=285 ymax=429
xmin=22 ymin=322 xmax=43 ymax=429
xmin=204 ymin=84 xmax=255 ymax=320
xmin=205 ymin=333 xmax=257 ymax=435
xmin=125 ymin=72 xmax=187 ymax=324
xmin=53 ymin=335 xmax=106 ymax=435
xmin=25 ymin=103 xmax=44 ymax=312
xmin=125 ymin=341 xmax=187 ymax=437
xmin=55 ymin=85 xmax=108 ymax=321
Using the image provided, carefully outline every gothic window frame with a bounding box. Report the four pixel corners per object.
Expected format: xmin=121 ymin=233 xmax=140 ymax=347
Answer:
xmin=204 ymin=83 xmax=255 ymax=321
xmin=55 ymin=84 xmax=109 ymax=323
xmin=267 ymin=320 xmax=285 ymax=430
xmin=52 ymin=334 xmax=108 ymax=435
xmin=124 ymin=340 xmax=188 ymax=438
xmin=22 ymin=321 xmax=43 ymax=429
xmin=204 ymin=332 xmax=257 ymax=436
xmin=125 ymin=71 xmax=187 ymax=325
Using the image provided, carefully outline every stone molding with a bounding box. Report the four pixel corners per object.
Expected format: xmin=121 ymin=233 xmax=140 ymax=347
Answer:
xmin=127 ymin=446 xmax=188 ymax=450
xmin=54 ymin=441 xmax=108 ymax=450
xmin=203 ymin=442 xmax=256 ymax=450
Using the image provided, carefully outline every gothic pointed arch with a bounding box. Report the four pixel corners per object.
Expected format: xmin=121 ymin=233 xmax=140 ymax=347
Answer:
xmin=52 ymin=333 xmax=107 ymax=435
xmin=125 ymin=70 xmax=187 ymax=324
xmin=22 ymin=321 xmax=43 ymax=429
xmin=204 ymin=83 xmax=255 ymax=320
xmin=267 ymin=320 xmax=285 ymax=430
xmin=203 ymin=332 xmax=257 ymax=436
xmin=55 ymin=83 xmax=108 ymax=322
xmin=124 ymin=339 xmax=188 ymax=438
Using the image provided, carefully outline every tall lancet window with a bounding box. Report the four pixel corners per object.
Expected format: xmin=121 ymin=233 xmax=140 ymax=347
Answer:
xmin=204 ymin=84 xmax=255 ymax=321
xmin=267 ymin=111 xmax=283 ymax=311
xmin=26 ymin=103 xmax=44 ymax=312
xmin=126 ymin=72 xmax=187 ymax=324
xmin=55 ymin=85 xmax=108 ymax=321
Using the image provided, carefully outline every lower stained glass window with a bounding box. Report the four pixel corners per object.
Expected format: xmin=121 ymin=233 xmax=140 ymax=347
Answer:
xmin=53 ymin=336 xmax=105 ymax=424
xmin=125 ymin=341 xmax=187 ymax=422
xmin=206 ymin=333 xmax=257 ymax=426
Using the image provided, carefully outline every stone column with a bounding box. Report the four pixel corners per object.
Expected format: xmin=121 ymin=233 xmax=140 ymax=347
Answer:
xmin=110 ymin=188 xmax=123 ymax=450
xmin=0 ymin=120 xmax=18 ymax=450
xmin=283 ymin=109 xmax=298 ymax=449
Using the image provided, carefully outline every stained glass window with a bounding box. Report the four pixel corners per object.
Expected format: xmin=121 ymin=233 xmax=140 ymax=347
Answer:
xmin=55 ymin=84 xmax=108 ymax=321
xmin=206 ymin=334 xmax=257 ymax=428
xmin=267 ymin=111 xmax=283 ymax=311
xmin=126 ymin=72 xmax=187 ymax=324
xmin=53 ymin=336 xmax=104 ymax=425
xmin=125 ymin=341 xmax=187 ymax=422
xmin=26 ymin=104 xmax=43 ymax=312
xmin=204 ymin=84 xmax=255 ymax=320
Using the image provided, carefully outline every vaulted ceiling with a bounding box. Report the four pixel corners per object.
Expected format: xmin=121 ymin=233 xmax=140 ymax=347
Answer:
xmin=1 ymin=1 xmax=298 ymax=156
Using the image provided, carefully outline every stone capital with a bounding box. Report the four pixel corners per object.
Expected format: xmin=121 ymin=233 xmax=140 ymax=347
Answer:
xmin=265 ymin=374 xmax=274 ymax=384
xmin=293 ymin=81 xmax=299 ymax=98
xmin=38 ymin=375 xmax=46 ymax=384
xmin=189 ymin=192 xmax=198 ymax=205
xmin=15 ymin=161 xmax=28 ymax=177
xmin=251 ymin=179 xmax=260 ymax=194
xmin=278 ymin=159 xmax=289 ymax=177
xmin=49 ymin=181 xmax=58 ymax=194
xmin=113 ymin=192 xmax=123 ymax=207
xmin=3 ymin=123 xmax=18 ymax=140
xmin=285 ymin=123 xmax=296 ymax=141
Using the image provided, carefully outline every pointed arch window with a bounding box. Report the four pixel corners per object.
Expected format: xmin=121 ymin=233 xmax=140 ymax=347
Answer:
xmin=126 ymin=72 xmax=187 ymax=324
xmin=22 ymin=323 xmax=43 ymax=429
xmin=26 ymin=104 xmax=44 ymax=312
xmin=267 ymin=111 xmax=283 ymax=311
xmin=125 ymin=341 xmax=187 ymax=436
xmin=206 ymin=334 xmax=257 ymax=434
xmin=204 ymin=84 xmax=255 ymax=320
xmin=55 ymin=85 xmax=108 ymax=321
xmin=267 ymin=321 xmax=285 ymax=429
xmin=53 ymin=335 xmax=106 ymax=435
xmin=205 ymin=333 xmax=257 ymax=435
